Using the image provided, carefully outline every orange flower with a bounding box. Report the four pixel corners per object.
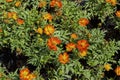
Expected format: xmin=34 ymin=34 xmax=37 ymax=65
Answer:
xmin=55 ymin=1 xmax=62 ymax=8
xmin=6 ymin=0 xmax=13 ymax=2
xmin=16 ymin=18 xmax=24 ymax=25
xmin=7 ymin=12 xmax=13 ymax=18
xmin=19 ymin=68 xmax=30 ymax=80
xmin=66 ymin=43 xmax=76 ymax=52
xmin=78 ymin=18 xmax=89 ymax=27
xmin=47 ymin=37 xmax=61 ymax=51
xmin=7 ymin=12 xmax=17 ymax=20
xmin=50 ymin=0 xmax=62 ymax=8
xmin=15 ymin=1 xmax=21 ymax=7
xmin=77 ymin=39 xmax=89 ymax=52
xmin=104 ymin=64 xmax=111 ymax=71
xmin=79 ymin=50 xmax=87 ymax=57
xmin=43 ymin=13 xmax=53 ymax=21
xmin=116 ymin=10 xmax=120 ymax=18
xmin=115 ymin=66 xmax=120 ymax=76
xmin=36 ymin=27 xmax=43 ymax=34
xmin=106 ymin=0 xmax=117 ymax=6
xmin=70 ymin=33 xmax=78 ymax=39
xmin=39 ymin=1 xmax=46 ymax=8
xmin=48 ymin=44 xmax=57 ymax=51
xmin=58 ymin=52 xmax=69 ymax=64
xmin=44 ymin=25 xmax=55 ymax=35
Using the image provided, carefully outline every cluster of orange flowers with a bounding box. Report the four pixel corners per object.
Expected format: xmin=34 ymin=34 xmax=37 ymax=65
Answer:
xmin=19 ymin=68 xmax=36 ymax=80
xmin=6 ymin=0 xmax=21 ymax=7
xmin=47 ymin=37 xmax=61 ymax=51
xmin=4 ymin=11 xmax=24 ymax=25
xmin=36 ymin=25 xmax=55 ymax=36
xmin=5 ymin=0 xmax=24 ymax=25
xmin=104 ymin=64 xmax=120 ymax=76
xmin=39 ymin=0 xmax=62 ymax=8
xmin=76 ymin=39 xmax=89 ymax=57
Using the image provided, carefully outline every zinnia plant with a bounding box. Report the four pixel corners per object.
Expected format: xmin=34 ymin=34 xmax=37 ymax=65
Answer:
xmin=0 ymin=0 xmax=120 ymax=80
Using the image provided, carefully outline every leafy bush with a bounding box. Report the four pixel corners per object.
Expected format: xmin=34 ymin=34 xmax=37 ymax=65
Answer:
xmin=0 ymin=0 xmax=120 ymax=80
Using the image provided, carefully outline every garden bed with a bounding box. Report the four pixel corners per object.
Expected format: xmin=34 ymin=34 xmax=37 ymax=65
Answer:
xmin=0 ymin=0 xmax=120 ymax=80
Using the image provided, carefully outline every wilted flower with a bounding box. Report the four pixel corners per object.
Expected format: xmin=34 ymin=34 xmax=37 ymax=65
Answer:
xmin=44 ymin=25 xmax=55 ymax=35
xmin=58 ymin=52 xmax=69 ymax=64
xmin=78 ymin=18 xmax=89 ymax=27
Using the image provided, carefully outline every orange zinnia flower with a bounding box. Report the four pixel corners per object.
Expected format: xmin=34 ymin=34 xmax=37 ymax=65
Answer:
xmin=115 ymin=66 xmax=120 ymax=76
xmin=47 ymin=37 xmax=61 ymax=51
xmin=70 ymin=33 xmax=78 ymax=39
xmin=15 ymin=1 xmax=21 ymax=7
xmin=66 ymin=43 xmax=76 ymax=52
xmin=78 ymin=18 xmax=89 ymax=27
xmin=116 ymin=10 xmax=120 ymax=18
xmin=106 ymin=0 xmax=117 ymax=6
xmin=7 ymin=12 xmax=13 ymax=18
xmin=77 ymin=39 xmax=89 ymax=52
xmin=19 ymin=68 xmax=36 ymax=80
xmin=19 ymin=68 xmax=30 ymax=80
xmin=44 ymin=25 xmax=55 ymax=36
xmin=50 ymin=0 xmax=62 ymax=8
xmin=39 ymin=1 xmax=46 ymax=8
xmin=16 ymin=18 xmax=24 ymax=25
xmin=58 ymin=52 xmax=69 ymax=64
xmin=6 ymin=0 xmax=13 ymax=2
xmin=43 ymin=13 xmax=53 ymax=21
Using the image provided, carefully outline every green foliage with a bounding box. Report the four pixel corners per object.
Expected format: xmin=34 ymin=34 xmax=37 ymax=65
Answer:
xmin=0 ymin=0 xmax=120 ymax=80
